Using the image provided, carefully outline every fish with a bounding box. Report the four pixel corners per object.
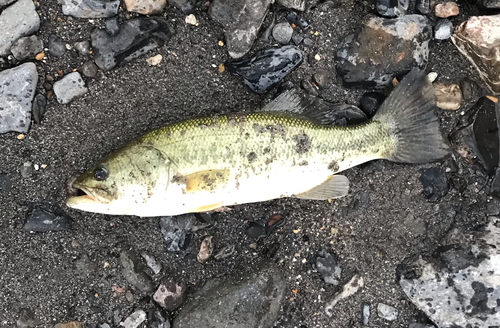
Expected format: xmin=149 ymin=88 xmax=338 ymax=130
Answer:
xmin=66 ymin=69 xmax=450 ymax=217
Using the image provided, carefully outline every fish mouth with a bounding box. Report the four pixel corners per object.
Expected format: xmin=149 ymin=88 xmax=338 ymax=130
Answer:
xmin=66 ymin=180 xmax=111 ymax=206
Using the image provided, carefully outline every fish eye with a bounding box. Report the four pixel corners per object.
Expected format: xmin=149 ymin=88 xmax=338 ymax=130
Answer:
xmin=94 ymin=164 xmax=109 ymax=181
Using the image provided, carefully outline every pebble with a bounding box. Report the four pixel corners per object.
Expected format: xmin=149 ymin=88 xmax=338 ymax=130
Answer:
xmin=375 ymin=0 xmax=408 ymax=17
xmin=291 ymin=33 xmax=303 ymax=45
xmin=91 ymin=17 xmax=173 ymax=71
xmin=168 ymin=0 xmax=196 ymax=14
xmin=0 ymin=0 xmax=40 ymax=56
xmin=419 ymin=167 xmax=449 ymax=201
xmin=435 ymin=2 xmax=459 ymax=18
xmin=153 ymin=278 xmax=187 ymax=311
xmin=286 ymin=11 xmax=308 ymax=30
xmin=120 ymin=250 xmax=154 ymax=293
xmin=277 ymin=0 xmax=305 ymax=11
xmin=272 ymin=22 xmax=293 ymax=44
xmin=312 ymin=70 xmax=330 ymax=89
xmin=24 ymin=208 xmax=71 ymax=232
xmin=302 ymin=38 xmax=313 ymax=47
xmin=54 ymin=322 xmax=81 ymax=328
xmin=123 ymin=0 xmax=166 ymax=15
xmin=362 ymin=303 xmax=370 ymax=325
xmin=197 ymin=235 xmax=214 ymax=263
xmin=0 ymin=62 xmax=38 ymax=134
xmin=120 ymin=310 xmax=146 ymax=328
xmin=0 ymin=173 xmax=12 ymax=193
xmin=359 ymin=92 xmax=385 ymax=118
xmin=416 ymin=0 xmax=430 ymax=14
xmin=325 ymin=275 xmax=364 ymax=317
xmin=35 ymin=52 xmax=44 ymax=60
xmin=246 ymin=221 xmax=265 ymax=238
xmin=20 ymin=162 xmax=33 ymax=178
xmin=48 ymin=35 xmax=66 ymax=57
xmin=141 ymin=253 xmax=162 ymax=275
xmin=434 ymin=82 xmax=462 ymax=110
xmin=148 ymin=309 xmax=171 ymax=328
xmin=60 ymin=0 xmax=120 ymax=18
xmin=10 ymin=35 xmax=43 ymax=61
xmin=377 ymin=303 xmax=398 ymax=321
xmin=74 ymin=40 xmax=90 ymax=55
xmin=159 ymin=214 xmax=195 ymax=252
xmin=323 ymin=104 xmax=368 ymax=126
xmin=185 ymin=14 xmax=197 ymax=25
xmin=316 ymin=250 xmax=342 ymax=285
xmin=225 ymin=45 xmax=303 ymax=94
xmin=146 ymin=54 xmax=163 ymax=66
xmin=32 ymin=94 xmax=47 ymax=124
xmin=459 ymin=78 xmax=474 ymax=101
xmin=434 ymin=19 xmax=453 ymax=40
xmin=53 ymin=72 xmax=88 ymax=104
xmin=16 ymin=308 xmax=39 ymax=328
xmin=79 ymin=61 xmax=98 ymax=78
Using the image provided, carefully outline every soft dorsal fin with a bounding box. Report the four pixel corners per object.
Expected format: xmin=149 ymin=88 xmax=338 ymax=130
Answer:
xmin=296 ymin=175 xmax=350 ymax=200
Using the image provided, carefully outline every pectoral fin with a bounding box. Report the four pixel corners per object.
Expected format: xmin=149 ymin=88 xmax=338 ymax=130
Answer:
xmin=181 ymin=169 xmax=230 ymax=193
xmin=296 ymin=175 xmax=350 ymax=200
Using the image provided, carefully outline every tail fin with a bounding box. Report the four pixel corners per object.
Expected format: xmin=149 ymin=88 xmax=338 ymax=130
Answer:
xmin=373 ymin=69 xmax=450 ymax=163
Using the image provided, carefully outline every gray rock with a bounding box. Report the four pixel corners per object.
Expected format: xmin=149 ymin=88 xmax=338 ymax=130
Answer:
xmin=120 ymin=310 xmax=146 ymax=328
xmin=80 ymin=61 xmax=99 ymax=78
xmin=0 ymin=0 xmax=40 ymax=56
xmin=210 ymin=0 xmax=273 ymax=59
xmin=302 ymin=37 xmax=313 ymax=47
xmin=148 ymin=309 xmax=170 ymax=328
xmin=74 ymin=40 xmax=90 ymax=55
xmin=416 ymin=0 xmax=429 ymax=14
xmin=16 ymin=308 xmax=39 ymax=328
xmin=60 ymin=0 xmax=120 ymax=18
xmin=272 ymin=22 xmax=293 ymax=44
xmin=0 ymin=62 xmax=38 ymax=134
xmin=120 ymin=250 xmax=154 ymax=293
xmin=312 ymin=70 xmax=330 ymax=89
xmin=10 ymin=35 xmax=43 ymax=61
xmin=375 ymin=0 xmax=408 ymax=17
xmin=291 ymin=32 xmax=303 ymax=45
xmin=173 ymin=261 xmax=286 ymax=328
xmin=362 ymin=303 xmax=370 ymax=325
xmin=24 ymin=208 xmax=72 ymax=232
xmin=105 ymin=17 xmax=120 ymax=36
xmin=91 ymin=17 xmax=173 ymax=71
xmin=123 ymin=0 xmax=166 ymax=15
xmin=98 ymin=324 xmax=111 ymax=328
xmin=434 ymin=19 xmax=453 ymax=40
xmin=316 ymin=250 xmax=342 ymax=285
xmin=398 ymin=216 xmax=500 ymax=327
xmin=0 ymin=0 xmax=16 ymax=8
xmin=53 ymin=72 xmax=88 ymax=104
xmin=20 ymin=162 xmax=33 ymax=178
xmin=142 ymin=253 xmax=162 ymax=275
xmin=168 ymin=0 xmax=196 ymax=14
xmin=277 ymin=0 xmax=305 ymax=11
xmin=160 ymin=215 xmax=195 ymax=252
xmin=32 ymin=94 xmax=47 ymax=124
xmin=377 ymin=303 xmax=398 ymax=321
xmin=0 ymin=173 xmax=12 ymax=193
xmin=48 ymin=35 xmax=66 ymax=58
xmin=336 ymin=15 xmax=431 ymax=88
xmin=153 ymin=278 xmax=186 ymax=311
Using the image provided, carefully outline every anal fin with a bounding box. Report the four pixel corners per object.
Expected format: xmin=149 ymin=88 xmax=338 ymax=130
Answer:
xmin=296 ymin=175 xmax=350 ymax=200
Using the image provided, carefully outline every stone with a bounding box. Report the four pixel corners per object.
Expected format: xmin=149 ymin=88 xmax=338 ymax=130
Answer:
xmin=148 ymin=309 xmax=171 ymax=328
xmin=434 ymin=2 xmax=459 ymax=18
xmin=377 ymin=303 xmax=398 ymax=321
xmin=53 ymin=72 xmax=88 ymax=104
xmin=20 ymin=162 xmax=33 ymax=178
xmin=16 ymin=308 xmax=39 ymax=328
xmin=153 ymin=278 xmax=186 ymax=311
xmin=277 ymin=0 xmax=305 ymax=11
xmin=452 ymin=15 xmax=500 ymax=95
xmin=0 ymin=0 xmax=16 ymax=8
xmin=320 ymin=104 xmax=368 ymax=126
xmin=434 ymin=83 xmax=462 ymax=110
xmin=416 ymin=0 xmax=430 ymax=14
xmin=316 ymin=250 xmax=342 ymax=285
xmin=160 ymin=215 xmax=195 ymax=252
xmin=91 ymin=17 xmax=173 ymax=71
xmin=434 ymin=19 xmax=453 ymax=40
xmin=476 ymin=0 xmax=500 ymax=9
xmin=168 ymin=0 xmax=196 ymax=14
xmin=10 ymin=35 xmax=43 ymax=61
xmin=325 ymin=275 xmax=364 ymax=317
xmin=80 ymin=61 xmax=99 ymax=78
xmin=185 ymin=14 xmax=197 ymax=25
xmin=32 ymin=94 xmax=47 ymax=124
xmin=0 ymin=0 xmax=40 ymax=56
xmin=120 ymin=310 xmax=146 ymax=328
xmin=419 ymin=167 xmax=449 ymax=201
xmin=197 ymin=235 xmax=214 ymax=263
xmin=123 ymin=0 xmax=166 ymax=15
xmin=398 ymin=216 xmax=500 ymax=327
xmin=74 ymin=41 xmax=90 ymax=55
xmin=359 ymin=92 xmax=385 ymax=118
xmin=60 ymin=0 xmax=120 ymax=18
xmin=173 ymin=262 xmax=286 ymax=328
xmin=0 ymin=173 xmax=12 ymax=193
xmin=286 ymin=11 xmax=309 ymax=31
xmin=210 ymin=0 xmax=273 ymax=59
xmin=375 ymin=0 xmax=409 ymax=17
xmin=225 ymin=45 xmax=303 ymax=94
xmin=291 ymin=32 xmax=303 ymax=45
xmin=141 ymin=253 xmax=161 ymax=275
xmin=146 ymin=54 xmax=163 ymax=66
xmin=48 ymin=35 xmax=66 ymax=58
xmin=272 ymin=22 xmax=293 ymax=44
xmin=246 ymin=221 xmax=265 ymax=238
xmin=362 ymin=303 xmax=370 ymax=325
xmin=24 ymin=208 xmax=71 ymax=232
xmin=119 ymin=250 xmax=154 ymax=293
xmin=0 ymin=62 xmax=38 ymax=134
xmin=105 ymin=18 xmax=120 ymax=36
xmin=336 ymin=15 xmax=431 ymax=88
xmin=312 ymin=70 xmax=330 ymax=89
xmin=460 ymin=78 xmax=474 ymax=101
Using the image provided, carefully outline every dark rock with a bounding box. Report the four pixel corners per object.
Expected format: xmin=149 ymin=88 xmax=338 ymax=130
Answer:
xmin=16 ymin=308 xmax=39 ymax=328
xmin=302 ymin=38 xmax=313 ymax=47
xmin=119 ymin=250 xmax=154 ymax=293
xmin=10 ymin=35 xmax=43 ymax=61
xmin=312 ymin=70 xmax=330 ymax=89
xmin=0 ymin=0 xmax=40 ymax=56
xmin=32 ymin=94 xmax=47 ymax=124
xmin=148 ymin=309 xmax=171 ymax=328
xmin=301 ymin=79 xmax=318 ymax=96
xmin=74 ymin=40 xmax=90 ymax=55
xmin=419 ymin=167 xmax=449 ymax=201
xmin=0 ymin=0 xmax=16 ymax=8
xmin=336 ymin=15 xmax=431 ymax=88
xmin=48 ymin=35 xmax=66 ymax=58
xmin=53 ymin=72 xmax=88 ymax=104
xmin=434 ymin=19 xmax=453 ymax=40
xmin=286 ymin=11 xmax=309 ymax=31
xmin=359 ymin=92 xmax=385 ymax=118
xmin=460 ymin=78 xmax=474 ymax=101
xmin=153 ymin=278 xmax=186 ymax=311
xmin=377 ymin=303 xmax=398 ymax=321
xmin=277 ymin=0 xmax=305 ymax=11
xmin=246 ymin=221 xmax=265 ymax=238
xmin=291 ymin=32 xmax=303 ymax=45
xmin=0 ymin=173 xmax=12 ymax=193
xmin=272 ymin=22 xmax=293 ymax=44
xmin=476 ymin=0 xmax=500 ymax=9
xmin=316 ymin=250 xmax=342 ymax=285
xmin=362 ymin=303 xmax=370 ymax=325
xmin=105 ymin=17 xmax=120 ymax=36
xmin=173 ymin=261 xmax=286 ymax=328
xmin=321 ymin=104 xmax=368 ymax=126
xmin=375 ymin=0 xmax=408 ymax=17
xmin=24 ymin=208 xmax=71 ymax=232
xmin=416 ymin=0 xmax=429 ymax=14
xmin=159 ymin=214 xmax=195 ymax=252
xmin=225 ymin=45 xmax=303 ymax=94
xmin=91 ymin=17 xmax=173 ymax=71
xmin=168 ymin=0 xmax=196 ymax=14
xmin=60 ymin=0 xmax=120 ymax=18
xmin=80 ymin=61 xmax=99 ymax=78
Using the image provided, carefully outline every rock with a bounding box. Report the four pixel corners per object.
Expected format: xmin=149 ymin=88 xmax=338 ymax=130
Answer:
xmin=32 ymin=94 xmax=47 ymax=124
xmin=419 ymin=167 xmax=449 ymax=201
xmin=321 ymin=104 xmax=368 ymax=126
xmin=119 ymin=250 xmax=154 ymax=293
xmin=23 ymin=208 xmax=71 ymax=232
xmin=60 ymin=0 xmax=120 ymax=18
xmin=312 ymin=70 xmax=330 ymax=89
xmin=53 ymin=72 xmax=88 ymax=104
xmin=416 ymin=0 xmax=430 ymax=14
xmin=0 ymin=173 xmax=12 ymax=193
xmin=434 ymin=83 xmax=462 ymax=110
xmin=375 ymin=0 xmax=409 ymax=17
xmin=168 ymin=0 xmax=196 ymax=14
xmin=210 ymin=0 xmax=272 ymax=59
xmin=54 ymin=322 xmax=81 ymax=328
xmin=286 ymin=11 xmax=309 ymax=31
xmin=91 ymin=17 xmax=173 ymax=71
xmin=197 ymin=235 xmax=214 ymax=263
xmin=0 ymin=0 xmax=40 ymax=56
xmin=460 ymin=78 xmax=474 ymax=101
xmin=434 ymin=2 xmax=459 ymax=18
xmin=291 ymin=32 xmax=303 ymax=45
xmin=153 ymin=278 xmax=186 ymax=311
xmin=80 ymin=61 xmax=99 ymax=78
xmin=123 ymin=0 xmax=166 ymax=15
xmin=185 ymin=14 xmax=197 ymax=25
xmin=434 ymin=19 xmax=453 ymax=40
xmin=325 ymin=275 xmax=364 ymax=317
xmin=359 ymin=92 xmax=385 ymax=118
xmin=120 ymin=310 xmax=146 ymax=328
xmin=0 ymin=0 xmax=16 ymax=8
xmin=452 ymin=15 xmax=500 ymax=95
xmin=302 ymin=38 xmax=313 ymax=47
xmin=277 ymin=0 xmax=305 ymax=11
xmin=148 ymin=309 xmax=171 ymax=328
xmin=377 ymin=303 xmax=398 ymax=321
xmin=476 ymin=0 xmax=500 ymax=9
xmin=105 ymin=18 xmax=120 ymax=36
xmin=10 ymin=35 xmax=43 ymax=61
xmin=74 ymin=41 xmax=90 ymax=55
xmin=398 ymin=216 xmax=500 ymax=327
xmin=159 ymin=215 xmax=195 ymax=252
xmin=316 ymin=250 xmax=342 ymax=285
xmin=146 ymin=54 xmax=163 ymax=66
xmin=20 ymin=162 xmax=33 ymax=178
xmin=48 ymin=35 xmax=66 ymax=58
xmin=173 ymin=261 xmax=285 ymax=328
xmin=141 ymin=253 xmax=162 ymax=275
xmin=16 ymin=308 xmax=39 ymax=328
xmin=361 ymin=303 xmax=370 ymax=325
xmin=225 ymin=45 xmax=303 ymax=94
xmin=336 ymin=15 xmax=431 ymax=88
xmin=246 ymin=221 xmax=265 ymax=238
xmin=272 ymin=22 xmax=293 ymax=44
xmin=0 ymin=62 xmax=38 ymax=134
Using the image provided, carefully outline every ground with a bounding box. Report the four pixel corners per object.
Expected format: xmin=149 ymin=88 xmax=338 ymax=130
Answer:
xmin=0 ymin=0 xmax=494 ymax=327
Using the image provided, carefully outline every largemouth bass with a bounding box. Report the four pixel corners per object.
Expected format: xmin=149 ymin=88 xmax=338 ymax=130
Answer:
xmin=66 ymin=69 xmax=449 ymax=216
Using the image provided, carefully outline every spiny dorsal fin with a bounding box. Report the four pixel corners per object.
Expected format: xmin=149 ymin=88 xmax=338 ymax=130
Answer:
xmin=296 ymin=175 xmax=350 ymax=200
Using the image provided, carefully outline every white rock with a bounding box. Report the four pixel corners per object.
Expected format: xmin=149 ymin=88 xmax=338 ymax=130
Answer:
xmin=185 ymin=14 xmax=197 ymax=26
xmin=377 ymin=303 xmax=398 ymax=321
xmin=53 ymin=72 xmax=88 ymax=104
xmin=61 ymin=0 xmax=120 ymax=18
xmin=120 ymin=310 xmax=146 ymax=328
xmin=0 ymin=0 xmax=40 ymax=56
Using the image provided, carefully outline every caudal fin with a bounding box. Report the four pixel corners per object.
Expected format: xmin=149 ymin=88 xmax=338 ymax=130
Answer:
xmin=373 ymin=69 xmax=450 ymax=163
